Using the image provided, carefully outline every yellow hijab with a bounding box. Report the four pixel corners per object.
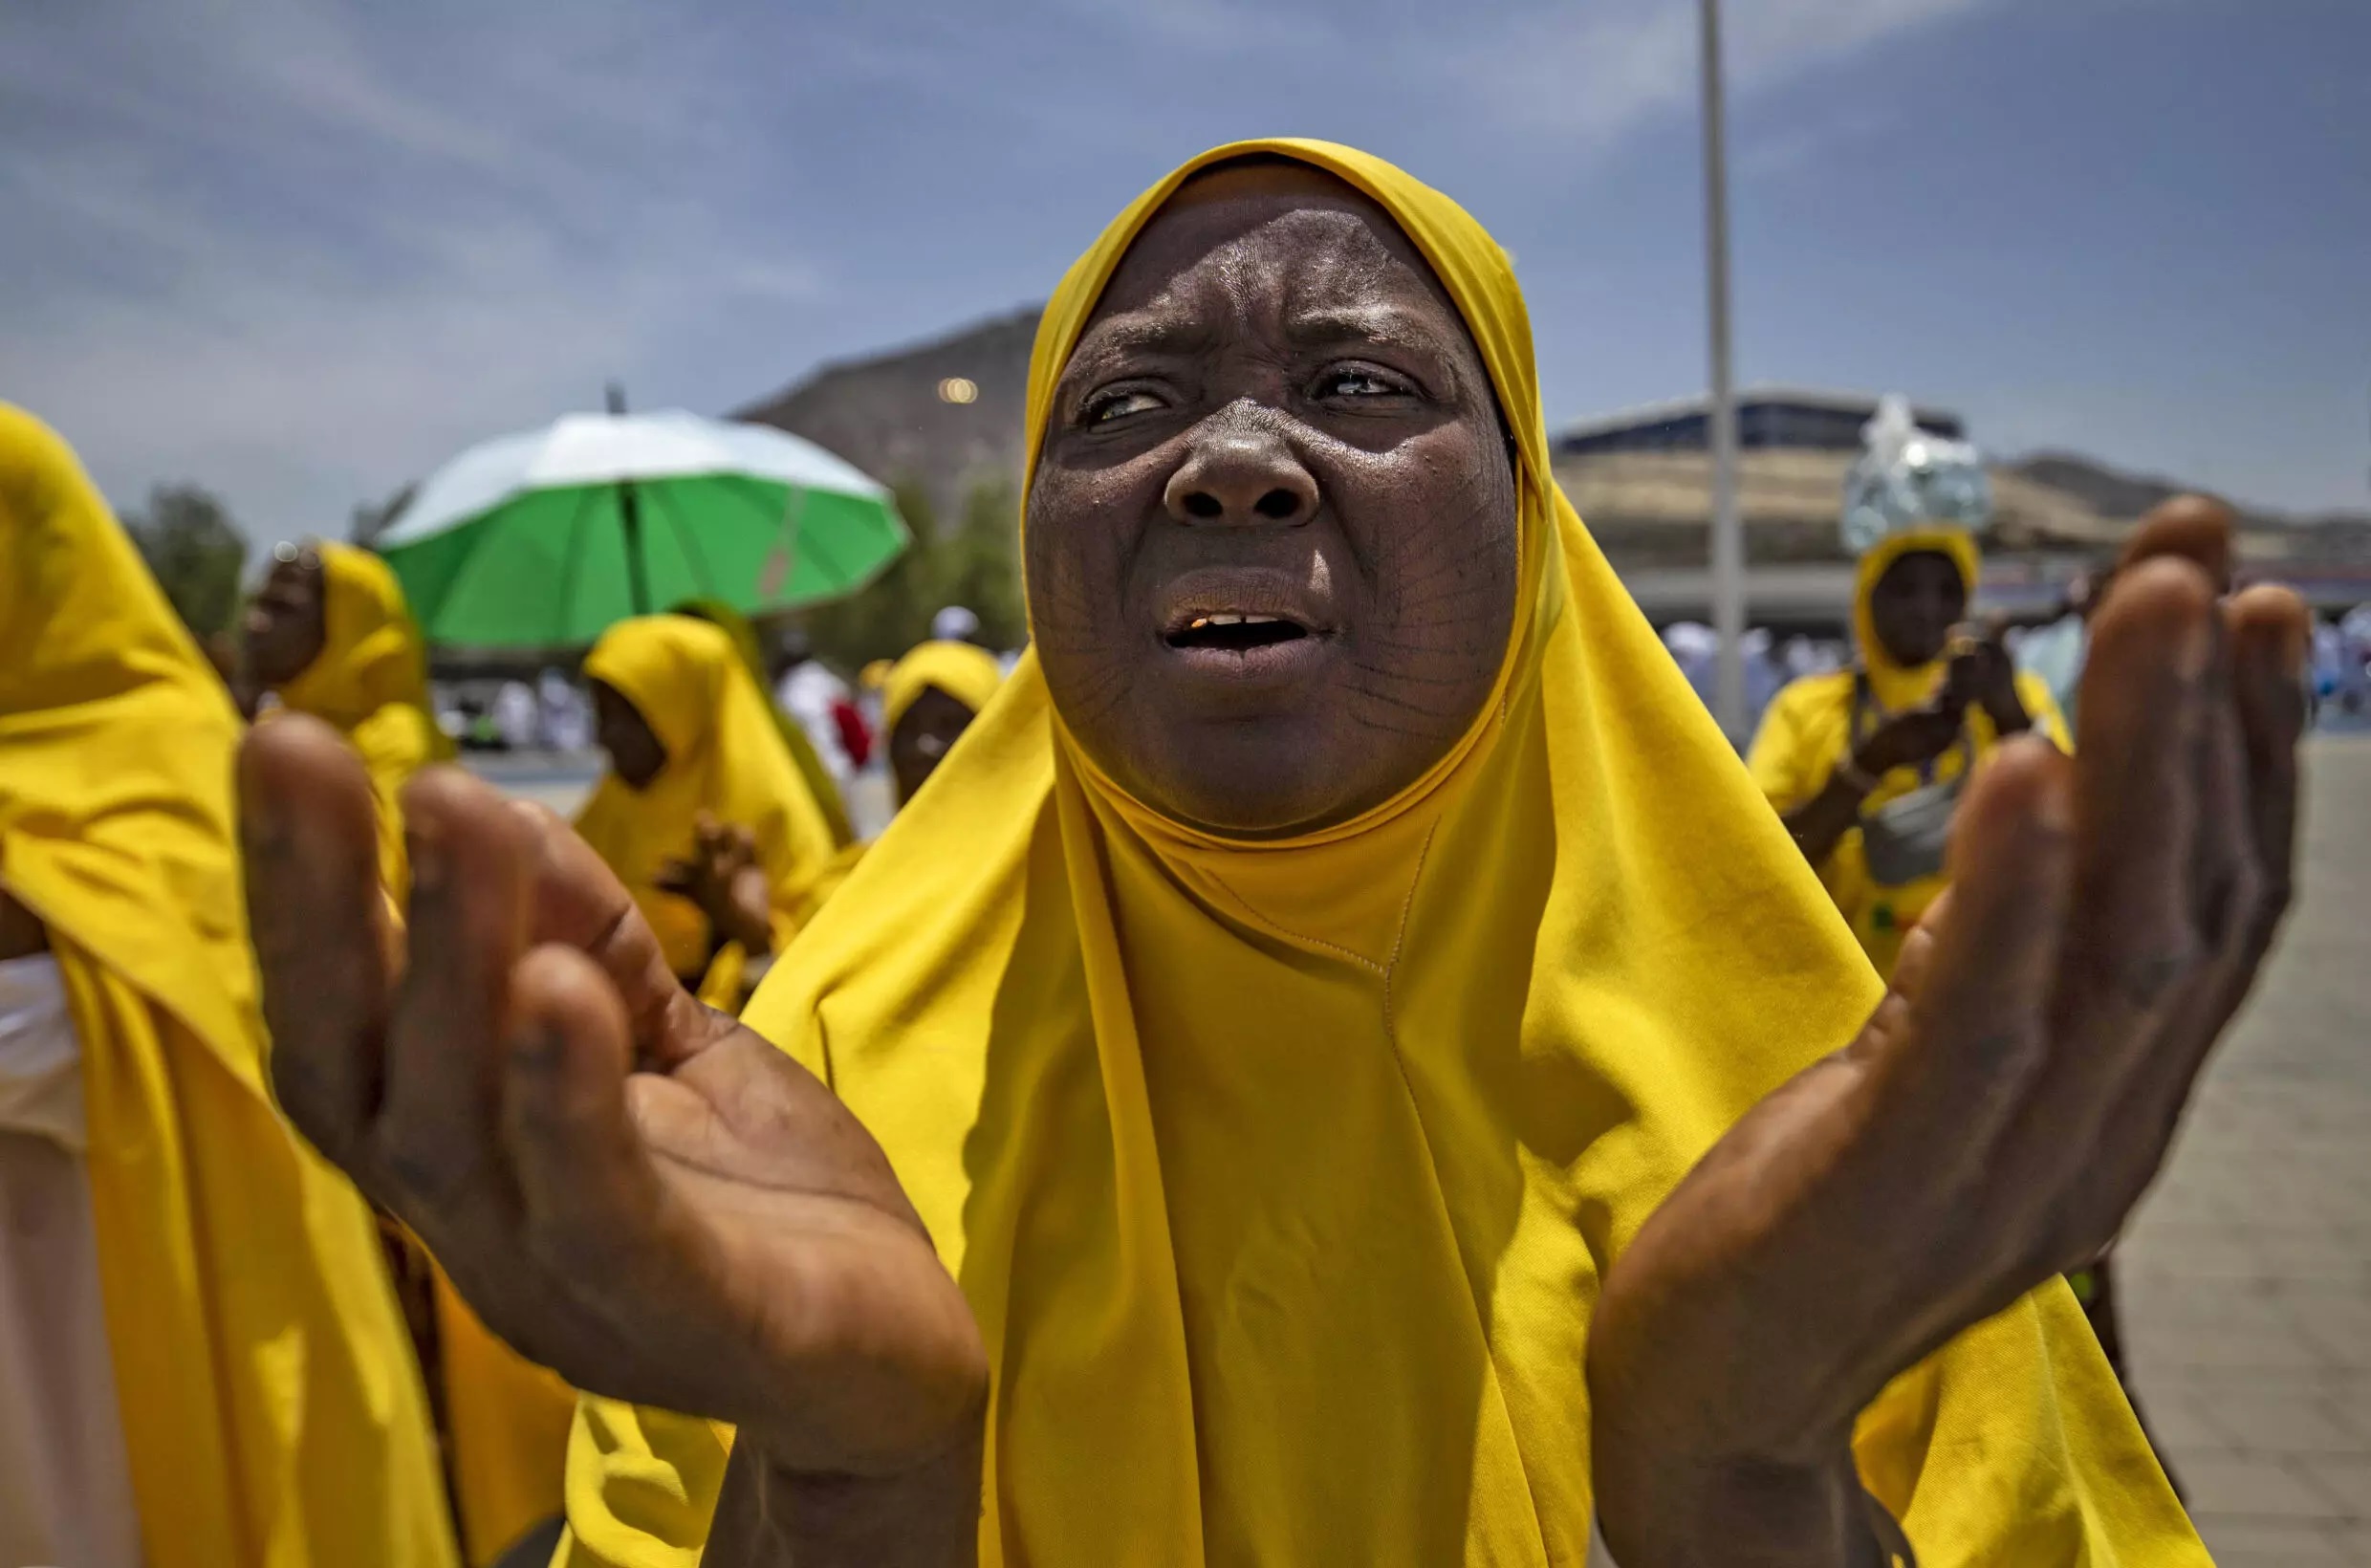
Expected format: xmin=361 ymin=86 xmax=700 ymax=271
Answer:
xmin=575 ymin=616 xmax=837 ymax=985
xmin=881 ymin=638 xmax=1005 ymax=740
xmin=272 ymin=539 xmax=450 ymax=896
xmin=0 ymin=404 xmax=455 ymax=1567
xmin=572 ymin=142 xmax=2194 ymax=1566
xmin=1749 ymin=527 xmax=2068 ymax=975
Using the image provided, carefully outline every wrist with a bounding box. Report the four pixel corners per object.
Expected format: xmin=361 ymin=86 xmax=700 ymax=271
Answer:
xmin=1593 ymin=1439 xmax=1896 ymax=1568
xmin=712 ymin=1420 xmax=984 ymax=1568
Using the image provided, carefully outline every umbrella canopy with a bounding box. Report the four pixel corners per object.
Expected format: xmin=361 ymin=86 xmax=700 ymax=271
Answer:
xmin=377 ymin=409 xmax=907 ymax=647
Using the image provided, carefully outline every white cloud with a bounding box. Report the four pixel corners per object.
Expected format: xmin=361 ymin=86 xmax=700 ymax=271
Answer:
xmin=0 ymin=0 xmax=824 ymax=547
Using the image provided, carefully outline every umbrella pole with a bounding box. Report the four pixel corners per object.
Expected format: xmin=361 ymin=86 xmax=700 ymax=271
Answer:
xmin=606 ymin=384 xmax=651 ymax=616
xmin=619 ymin=479 xmax=651 ymax=615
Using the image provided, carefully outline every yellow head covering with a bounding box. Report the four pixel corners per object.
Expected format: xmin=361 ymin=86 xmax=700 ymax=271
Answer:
xmin=1750 ymin=527 xmax=2069 ymax=975
xmin=1850 ymin=525 xmax=1984 ymax=712
xmin=575 ymin=616 xmax=837 ymax=983
xmin=668 ymin=598 xmax=859 ymax=849
xmin=271 ymin=539 xmax=451 ymax=894
xmin=881 ymin=638 xmax=1005 ymax=739
xmin=574 ymin=144 xmax=2191 ymax=1565
xmin=0 ymin=405 xmax=454 ymax=1567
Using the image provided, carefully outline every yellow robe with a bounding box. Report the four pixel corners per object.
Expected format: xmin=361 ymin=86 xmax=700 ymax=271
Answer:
xmin=1748 ymin=528 xmax=2071 ymax=978
xmin=273 ymin=539 xmax=574 ymax=1565
xmin=0 ymin=403 xmax=456 ymax=1568
xmin=562 ymin=142 xmax=2201 ymax=1565
xmin=573 ymin=616 xmax=839 ymax=1006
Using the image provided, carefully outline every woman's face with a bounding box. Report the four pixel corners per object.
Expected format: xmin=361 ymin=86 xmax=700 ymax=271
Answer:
xmin=889 ymin=686 xmax=980 ymax=806
xmin=591 ymin=679 xmax=667 ymax=789
xmin=1867 ymin=550 xmax=1967 ymax=668
xmin=245 ymin=548 xmax=327 ymax=688
xmin=1028 ymin=163 xmax=1519 ymax=836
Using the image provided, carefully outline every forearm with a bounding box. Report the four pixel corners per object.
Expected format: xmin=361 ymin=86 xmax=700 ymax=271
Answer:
xmin=704 ymin=1425 xmax=984 ymax=1568
xmin=1779 ymin=771 xmax=1869 ymax=868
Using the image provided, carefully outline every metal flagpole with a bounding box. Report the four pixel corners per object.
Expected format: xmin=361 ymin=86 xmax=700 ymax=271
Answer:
xmin=1700 ymin=0 xmax=1745 ymax=740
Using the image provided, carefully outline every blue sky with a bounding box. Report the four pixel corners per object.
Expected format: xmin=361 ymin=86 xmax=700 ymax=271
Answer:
xmin=3 ymin=0 xmax=2364 ymax=551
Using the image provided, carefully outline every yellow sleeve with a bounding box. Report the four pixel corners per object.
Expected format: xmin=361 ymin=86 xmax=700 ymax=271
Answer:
xmin=2014 ymin=669 xmax=2073 ymax=751
xmin=551 ymin=1397 xmax=732 ymax=1568
xmin=1746 ymin=679 xmax=1826 ymax=812
xmin=1855 ymin=1281 xmax=2205 ymax=1565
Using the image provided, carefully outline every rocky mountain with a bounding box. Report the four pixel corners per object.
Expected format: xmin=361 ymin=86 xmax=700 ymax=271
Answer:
xmin=733 ymin=307 xmax=1039 ymax=523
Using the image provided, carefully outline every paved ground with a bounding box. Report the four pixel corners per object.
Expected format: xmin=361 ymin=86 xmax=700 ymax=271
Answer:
xmin=475 ymin=737 xmax=2369 ymax=1560
xmin=2117 ymin=733 xmax=2371 ymax=1563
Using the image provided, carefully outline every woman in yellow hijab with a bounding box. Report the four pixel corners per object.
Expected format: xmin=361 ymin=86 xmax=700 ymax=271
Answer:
xmin=246 ymin=143 xmax=2309 ymax=1567
xmin=1749 ymin=527 xmax=2068 ymax=978
xmin=881 ymin=639 xmax=1004 ymax=807
xmin=0 ymin=404 xmax=454 ymax=1567
xmin=574 ymin=615 xmax=839 ymax=1008
xmin=246 ymin=533 xmax=576 ymax=1567
xmin=246 ymin=537 xmax=450 ymax=898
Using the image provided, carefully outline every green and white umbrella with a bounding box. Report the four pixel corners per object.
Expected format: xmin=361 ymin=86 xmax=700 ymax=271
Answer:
xmin=377 ymin=408 xmax=907 ymax=647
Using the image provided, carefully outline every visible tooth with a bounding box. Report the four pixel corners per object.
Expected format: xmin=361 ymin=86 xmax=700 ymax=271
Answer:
xmin=1188 ymin=617 xmax=1210 ymax=631
xmin=1241 ymin=613 xmax=1279 ymax=624
xmin=1207 ymin=613 xmax=1245 ymax=625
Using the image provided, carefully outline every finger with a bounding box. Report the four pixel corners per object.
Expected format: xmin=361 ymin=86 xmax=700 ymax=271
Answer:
xmin=238 ymin=716 xmax=393 ymax=1169
xmin=503 ymin=944 xmax=670 ymax=1282
xmin=510 ymin=801 xmax=720 ymax=1068
xmin=1889 ymin=889 xmax=1951 ymax=1005
xmin=380 ymin=767 xmax=533 ymax=1222
xmin=2226 ymin=585 xmax=2311 ymax=938
xmin=2117 ymin=493 xmax=2234 ymax=593
xmin=1882 ymin=741 xmax=2073 ymax=1140
xmin=2001 ymin=559 xmax=2218 ymax=1260
xmin=2085 ymin=588 xmax=2309 ymax=1221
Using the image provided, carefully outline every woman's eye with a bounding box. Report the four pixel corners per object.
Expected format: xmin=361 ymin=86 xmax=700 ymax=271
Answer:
xmin=1316 ymin=367 xmax=1408 ymax=399
xmin=1082 ymin=388 xmax=1164 ymax=425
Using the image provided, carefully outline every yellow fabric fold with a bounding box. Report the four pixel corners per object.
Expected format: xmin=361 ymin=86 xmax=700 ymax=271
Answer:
xmin=272 ymin=539 xmax=451 ymax=900
xmin=1749 ymin=526 xmax=2070 ymax=976
xmin=576 ymin=142 xmax=2198 ymax=1565
xmin=575 ymin=616 xmax=838 ymax=984
xmin=0 ymin=403 xmax=457 ymax=1568
xmin=881 ymin=639 xmax=1005 ymax=739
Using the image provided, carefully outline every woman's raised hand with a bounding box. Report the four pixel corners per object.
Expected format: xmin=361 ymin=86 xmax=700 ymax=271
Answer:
xmin=1588 ymin=497 xmax=2309 ymax=1566
xmin=237 ymin=726 xmax=986 ymax=1494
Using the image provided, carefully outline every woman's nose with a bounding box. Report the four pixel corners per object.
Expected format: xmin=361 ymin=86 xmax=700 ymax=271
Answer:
xmin=1163 ymin=403 xmax=1318 ymax=527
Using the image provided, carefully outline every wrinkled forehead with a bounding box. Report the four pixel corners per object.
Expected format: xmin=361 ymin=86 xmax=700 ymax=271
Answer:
xmin=1063 ymin=162 xmax=1480 ymax=381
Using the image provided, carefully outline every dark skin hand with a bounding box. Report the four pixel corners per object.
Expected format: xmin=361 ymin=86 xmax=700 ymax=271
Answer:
xmin=654 ymin=811 xmax=775 ymax=959
xmin=239 ymin=723 xmax=987 ymax=1566
xmin=1592 ymin=501 xmax=2308 ymax=1567
xmin=244 ymin=546 xmax=328 ymax=690
xmin=1784 ymin=550 xmax=2030 ymax=865
xmin=243 ymin=154 xmax=2308 ymax=1565
xmin=887 ymin=686 xmax=979 ymax=807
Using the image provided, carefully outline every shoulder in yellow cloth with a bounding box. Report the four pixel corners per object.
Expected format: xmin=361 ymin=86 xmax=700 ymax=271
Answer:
xmin=0 ymin=403 xmax=457 ymax=1568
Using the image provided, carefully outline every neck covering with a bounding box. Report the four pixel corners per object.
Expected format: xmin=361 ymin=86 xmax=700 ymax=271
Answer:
xmin=575 ymin=616 xmax=837 ymax=984
xmin=0 ymin=404 xmax=455 ymax=1567
xmin=272 ymin=540 xmax=451 ymax=895
xmin=644 ymin=143 xmax=2186 ymax=1566
xmin=881 ymin=638 xmax=1004 ymax=741
xmin=667 ymin=599 xmax=857 ymax=848
xmin=1749 ymin=526 xmax=2068 ymax=977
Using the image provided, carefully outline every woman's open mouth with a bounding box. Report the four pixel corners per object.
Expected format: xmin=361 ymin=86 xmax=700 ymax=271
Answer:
xmin=1164 ymin=613 xmax=1312 ymax=655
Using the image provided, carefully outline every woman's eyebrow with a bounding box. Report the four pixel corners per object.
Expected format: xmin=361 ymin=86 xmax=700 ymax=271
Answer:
xmin=1064 ymin=313 xmax=1221 ymax=375
xmin=1283 ymin=303 xmax=1455 ymax=364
